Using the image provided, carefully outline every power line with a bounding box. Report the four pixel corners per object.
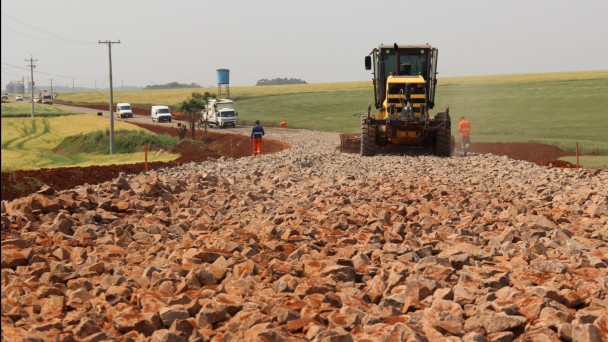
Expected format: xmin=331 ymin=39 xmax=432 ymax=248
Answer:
xmin=1 ymin=11 xmax=95 ymax=45
xmin=0 ymin=69 xmax=24 ymax=78
xmin=1 ymin=25 xmax=94 ymax=46
xmin=1 ymin=62 xmax=105 ymax=81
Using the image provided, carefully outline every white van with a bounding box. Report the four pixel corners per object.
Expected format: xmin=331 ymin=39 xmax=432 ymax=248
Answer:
xmin=116 ymin=103 xmax=133 ymax=119
xmin=151 ymin=105 xmax=172 ymax=123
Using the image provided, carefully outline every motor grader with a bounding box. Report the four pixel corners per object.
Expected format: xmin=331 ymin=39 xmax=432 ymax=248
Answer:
xmin=341 ymin=43 xmax=453 ymax=156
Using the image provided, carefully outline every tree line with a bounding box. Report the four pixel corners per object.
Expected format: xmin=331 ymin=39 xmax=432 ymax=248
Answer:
xmin=144 ymin=82 xmax=201 ymax=90
xmin=256 ymin=78 xmax=307 ymax=86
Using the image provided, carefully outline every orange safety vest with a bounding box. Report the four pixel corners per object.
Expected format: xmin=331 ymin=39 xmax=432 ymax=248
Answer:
xmin=458 ymin=119 xmax=471 ymax=137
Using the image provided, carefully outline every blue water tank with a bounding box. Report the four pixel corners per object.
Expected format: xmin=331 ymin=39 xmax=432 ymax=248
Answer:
xmin=216 ymin=69 xmax=230 ymax=84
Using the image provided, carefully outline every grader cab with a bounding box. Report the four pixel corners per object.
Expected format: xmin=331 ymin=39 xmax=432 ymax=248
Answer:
xmin=341 ymin=43 xmax=453 ymax=156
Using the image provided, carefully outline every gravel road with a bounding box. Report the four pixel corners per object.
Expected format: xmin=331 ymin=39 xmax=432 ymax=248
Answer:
xmin=2 ymin=126 xmax=607 ymax=340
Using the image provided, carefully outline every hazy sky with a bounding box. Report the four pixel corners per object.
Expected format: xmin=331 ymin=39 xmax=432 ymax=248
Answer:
xmin=2 ymin=0 xmax=607 ymax=89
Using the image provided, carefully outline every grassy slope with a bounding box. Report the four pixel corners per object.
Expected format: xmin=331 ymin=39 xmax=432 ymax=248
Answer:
xmin=1 ymin=114 xmax=178 ymax=171
xmin=435 ymin=77 xmax=608 ymax=154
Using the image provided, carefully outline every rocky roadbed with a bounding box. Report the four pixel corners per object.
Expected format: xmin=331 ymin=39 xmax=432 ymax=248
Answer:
xmin=0 ymin=117 xmax=579 ymax=202
xmin=1 ymin=128 xmax=607 ymax=341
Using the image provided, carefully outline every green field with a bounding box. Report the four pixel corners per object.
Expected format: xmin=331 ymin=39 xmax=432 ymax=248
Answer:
xmin=7 ymin=70 xmax=608 ymax=169
xmin=1 ymin=114 xmax=179 ymax=171
xmin=1 ymin=102 xmax=82 ymax=118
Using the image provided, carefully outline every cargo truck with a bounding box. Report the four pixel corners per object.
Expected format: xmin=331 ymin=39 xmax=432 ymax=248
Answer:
xmin=39 ymin=90 xmax=53 ymax=104
xmin=207 ymin=99 xmax=237 ymax=128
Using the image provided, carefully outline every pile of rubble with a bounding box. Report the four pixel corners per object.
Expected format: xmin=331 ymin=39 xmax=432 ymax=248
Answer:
xmin=2 ymin=128 xmax=607 ymax=341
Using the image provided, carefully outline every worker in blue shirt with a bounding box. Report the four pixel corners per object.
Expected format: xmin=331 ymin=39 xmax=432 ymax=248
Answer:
xmin=251 ymin=120 xmax=265 ymax=156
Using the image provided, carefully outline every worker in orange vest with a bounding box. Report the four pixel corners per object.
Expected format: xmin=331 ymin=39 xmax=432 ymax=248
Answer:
xmin=250 ymin=120 xmax=265 ymax=156
xmin=458 ymin=116 xmax=471 ymax=156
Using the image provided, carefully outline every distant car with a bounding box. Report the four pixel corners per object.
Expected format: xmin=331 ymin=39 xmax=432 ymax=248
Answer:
xmin=34 ymin=97 xmax=40 ymax=103
xmin=15 ymin=95 xmax=23 ymax=101
xmin=1 ymin=93 xmax=8 ymax=101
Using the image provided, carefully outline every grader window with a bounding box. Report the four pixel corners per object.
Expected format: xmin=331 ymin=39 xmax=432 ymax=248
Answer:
xmin=383 ymin=53 xmax=427 ymax=77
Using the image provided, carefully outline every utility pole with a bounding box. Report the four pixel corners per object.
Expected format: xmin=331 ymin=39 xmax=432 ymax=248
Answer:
xmin=95 ymin=80 xmax=97 ymax=92
xmin=25 ymin=56 xmax=37 ymax=118
xmin=22 ymin=76 xmax=25 ymax=97
xmin=99 ymin=39 xmax=121 ymax=154
xmin=49 ymin=78 xmax=53 ymax=100
xmin=72 ymin=78 xmax=75 ymax=92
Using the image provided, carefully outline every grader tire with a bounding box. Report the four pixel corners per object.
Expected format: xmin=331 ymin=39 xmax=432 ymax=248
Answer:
xmin=451 ymin=135 xmax=456 ymax=155
xmin=435 ymin=129 xmax=452 ymax=157
xmin=433 ymin=112 xmax=452 ymax=157
xmin=361 ymin=119 xmax=377 ymax=157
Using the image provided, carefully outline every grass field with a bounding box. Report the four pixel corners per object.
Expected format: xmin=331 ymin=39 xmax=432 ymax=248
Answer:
xmin=1 ymin=114 xmax=179 ymax=171
xmin=1 ymin=102 xmax=82 ymax=118
xmin=17 ymin=70 xmax=608 ymax=169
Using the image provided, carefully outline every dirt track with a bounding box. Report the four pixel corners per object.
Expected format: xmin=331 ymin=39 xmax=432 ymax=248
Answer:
xmin=1 ymin=120 xmax=577 ymax=202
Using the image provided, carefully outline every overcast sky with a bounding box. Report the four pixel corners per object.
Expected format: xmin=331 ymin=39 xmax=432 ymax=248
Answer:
xmin=2 ymin=0 xmax=607 ymax=89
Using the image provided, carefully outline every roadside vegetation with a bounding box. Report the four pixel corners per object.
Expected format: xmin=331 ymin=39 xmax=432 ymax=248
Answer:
xmin=54 ymin=129 xmax=179 ymax=155
xmin=1 ymin=114 xmax=179 ymax=171
xmin=179 ymin=91 xmax=214 ymax=140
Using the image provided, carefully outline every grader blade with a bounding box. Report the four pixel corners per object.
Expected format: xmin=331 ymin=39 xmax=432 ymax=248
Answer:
xmin=339 ymin=133 xmax=361 ymax=151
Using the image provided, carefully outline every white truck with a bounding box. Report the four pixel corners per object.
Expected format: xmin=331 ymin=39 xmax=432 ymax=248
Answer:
xmin=116 ymin=102 xmax=133 ymax=119
xmin=151 ymin=105 xmax=172 ymax=123
xmin=207 ymin=99 xmax=237 ymax=128
xmin=39 ymin=90 xmax=53 ymax=104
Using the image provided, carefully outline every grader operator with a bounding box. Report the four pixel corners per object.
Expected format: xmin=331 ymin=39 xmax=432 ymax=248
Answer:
xmin=353 ymin=43 xmax=453 ymax=156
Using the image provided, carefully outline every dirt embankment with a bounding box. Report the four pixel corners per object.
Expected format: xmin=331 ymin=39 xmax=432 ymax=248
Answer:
xmin=1 ymin=124 xmax=289 ymax=202
xmin=468 ymin=142 xmax=577 ymax=167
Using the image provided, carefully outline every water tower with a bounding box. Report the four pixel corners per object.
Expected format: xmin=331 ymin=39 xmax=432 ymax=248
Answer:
xmin=216 ymin=69 xmax=230 ymax=99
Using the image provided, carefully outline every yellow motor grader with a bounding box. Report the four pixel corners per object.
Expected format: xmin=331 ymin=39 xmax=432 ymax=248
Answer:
xmin=342 ymin=43 xmax=453 ymax=156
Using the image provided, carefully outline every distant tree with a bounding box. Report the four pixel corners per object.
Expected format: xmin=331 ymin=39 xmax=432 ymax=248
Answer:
xmin=179 ymin=92 xmax=206 ymax=140
xmin=197 ymin=92 xmax=216 ymax=140
xmin=256 ymin=78 xmax=307 ymax=86
xmin=179 ymin=91 xmax=215 ymax=140
xmin=144 ymin=82 xmax=201 ymax=90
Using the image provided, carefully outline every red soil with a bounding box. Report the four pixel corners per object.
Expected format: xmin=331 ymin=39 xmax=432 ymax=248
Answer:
xmin=468 ymin=142 xmax=578 ymax=167
xmin=1 ymin=124 xmax=289 ymax=202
